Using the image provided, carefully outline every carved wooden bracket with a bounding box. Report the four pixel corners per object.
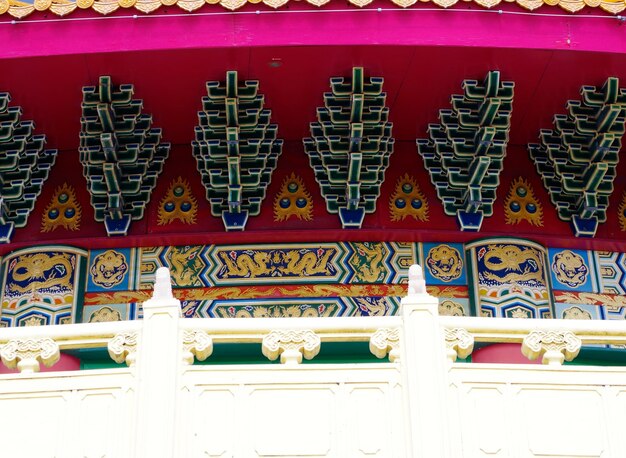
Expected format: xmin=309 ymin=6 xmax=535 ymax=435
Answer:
xmin=444 ymin=328 xmax=474 ymax=362
xmin=108 ymin=332 xmax=139 ymax=367
xmin=0 ymin=338 xmax=60 ymax=374
xmin=369 ymin=328 xmax=401 ymax=362
xmin=181 ymin=330 xmax=213 ymax=365
xmin=262 ymin=330 xmax=321 ymax=365
xmin=522 ymin=330 xmax=581 ymax=365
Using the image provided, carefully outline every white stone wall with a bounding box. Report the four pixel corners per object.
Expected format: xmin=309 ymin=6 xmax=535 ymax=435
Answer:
xmin=0 ymin=266 xmax=625 ymax=458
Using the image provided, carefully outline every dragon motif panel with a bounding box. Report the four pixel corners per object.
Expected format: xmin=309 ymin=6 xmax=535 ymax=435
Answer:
xmin=347 ymin=242 xmax=392 ymax=283
xmin=0 ymin=246 xmax=87 ymax=326
xmin=466 ymin=239 xmax=553 ymax=319
xmin=204 ymin=296 xmax=399 ymax=318
xmin=139 ymin=245 xmax=212 ymax=289
xmin=208 ymin=244 xmax=349 ymax=285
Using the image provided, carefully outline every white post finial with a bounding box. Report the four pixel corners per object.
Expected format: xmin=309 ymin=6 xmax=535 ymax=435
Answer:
xmin=153 ymin=267 xmax=174 ymax=300
xmin=408 ymin=264 xmax=427 ymax=295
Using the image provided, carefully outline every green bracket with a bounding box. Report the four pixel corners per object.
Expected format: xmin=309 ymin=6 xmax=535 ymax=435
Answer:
xmin=417 ymin=71 xmax=514 ymax=232
xmin=80 ymin=76 xmax=170 ymax=236
xmin=529 ymin=77 xmax=626 ymax=237
xmin=192 ymin=71 xmax=282 ymax=231
xmin=0 ymin=92 xmax=57 ymax=243
xmin=304 ymin=67 xmax=394 ymax=228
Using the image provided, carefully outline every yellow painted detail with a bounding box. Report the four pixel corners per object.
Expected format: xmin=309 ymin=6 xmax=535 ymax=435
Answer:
xmin=90 ymin=250 xmax=129 ymax=289
xmin=349 ymin=242 xmax=387 ymax=283
xmin=273 ymin=173 xmax=313 ymax=222
xmin=89 ymin=306 xmax=122 ymax=322
xmin=504 ymin=177 xmax=543 ymax=227
xmin=425 ymin=244 xmax=463 ymax=282
xmin=482 ymin=244 xmax=546 ymax=286
xmin=619 ymin=192 xmax=626 ymax=231
xmin=157 ymin=177 xmax=198 ymax=226
xmin=389 ymin=174 xmax=428 ymax=222
xmin=41 ymin=184 xmax=81 ymax=233
xmin=8 ymin=253 xmax=74 ymax=294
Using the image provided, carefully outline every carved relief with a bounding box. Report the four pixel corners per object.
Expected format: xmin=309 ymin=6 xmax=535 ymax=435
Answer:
xmin=369 ymin=328 xmax=401 ymax=362
xmin=522 ymin=330 xmax=581 ymax=365
xmin=108 ymin=332 xmax=139 ymax=366
xmin=0 ymin=338 xmax=60 ymax=373
xmin=444 ymin=328 xmax=474 ymax=362
xmin=262 ymin=329 xmax=321 ymax=365
xmin=181 ymin=330 xmax=213 ymax=365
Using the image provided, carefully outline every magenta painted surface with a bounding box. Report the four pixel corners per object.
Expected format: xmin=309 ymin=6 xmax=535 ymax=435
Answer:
xmin=0 ymin=353 xmax=81 ymax=373
xmin=1 ymin=5 xmax=626 ymax=60
xmin=472 ymin=343 xmax=542 ymax=364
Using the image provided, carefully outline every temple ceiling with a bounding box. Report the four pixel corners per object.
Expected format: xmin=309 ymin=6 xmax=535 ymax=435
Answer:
xmin=2 ymin=45 xmax=626 ymax=249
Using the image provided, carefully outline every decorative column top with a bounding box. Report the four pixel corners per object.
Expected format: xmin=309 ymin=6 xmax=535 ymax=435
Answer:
xmin=408 ymin=264 xmax=427 ymax=295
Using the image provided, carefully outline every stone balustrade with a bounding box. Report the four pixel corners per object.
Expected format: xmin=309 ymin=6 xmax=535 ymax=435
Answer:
xmin=1 ymin=266 xmax=625 ymax=457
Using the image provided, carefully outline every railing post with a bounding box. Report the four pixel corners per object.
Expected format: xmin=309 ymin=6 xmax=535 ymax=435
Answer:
xmin=400 ymin=265 xmax=450 ymax=458
xmin=134 ymin=267 xmax=182 ymax=458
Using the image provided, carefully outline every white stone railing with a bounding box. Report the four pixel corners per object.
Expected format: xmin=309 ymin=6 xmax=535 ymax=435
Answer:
xmin=0 ymin=265 xmax=625 ymax=457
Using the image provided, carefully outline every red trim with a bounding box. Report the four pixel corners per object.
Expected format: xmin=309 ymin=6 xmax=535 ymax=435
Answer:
xmin=3 ymin=227 xmax=626 ymax=256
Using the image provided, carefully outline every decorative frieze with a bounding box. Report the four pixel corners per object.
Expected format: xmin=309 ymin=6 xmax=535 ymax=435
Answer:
xmin=261 ymin=329 xmax=321 ymax=365
xmin=443 ymin=328 xmax=474 ymax=362
xmin=0 ymin=337 xmax=60 ymax=373
xmin=369 ymin=327 xmax=401 ymax=362
xmin=521 ymin=330 xmax=582 ymax=365
xmin=108 ymin=331 xmax=139 ymax=366
xmin=181 ymin=330 xmax=213 ymax=365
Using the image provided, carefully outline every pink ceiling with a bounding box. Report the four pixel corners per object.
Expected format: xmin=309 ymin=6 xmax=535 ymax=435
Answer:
xmin=3 ymin=44 xmax=626 ymax=153
xmin=3 ymin=37 xmax=626 ymax=252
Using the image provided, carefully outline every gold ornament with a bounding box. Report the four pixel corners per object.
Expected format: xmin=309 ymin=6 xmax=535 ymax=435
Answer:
xmin=41 ymin=184 xmax=81 ymax=233
xmin=118 ymin=0 xmax=136 ymax=7
xmin=33 ymin=0 xmax=51 ymax=10
xmin=389 ymin=174 xmax=429 ymax=222
xmin=0 ymin=0 xmax=9 ymax=14
xmin=157 ymin=177 xmax=198 ymax=225
xmin=76 ymin=0 xmax=94 ymax=8
xmin=274 ymin=173 xmax=313 ymax=222
xmin=619 ymin=192 xmax=626 ymax=231
xmin=89 ymin=306 xmax=123 ymax=323
xmin=504 ymin=177 xmax=543 ymax=226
